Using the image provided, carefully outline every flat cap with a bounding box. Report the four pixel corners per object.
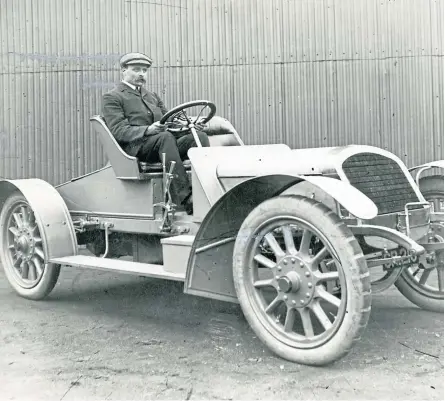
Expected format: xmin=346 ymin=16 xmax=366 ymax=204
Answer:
xmin=120 ymin=52 xmax=153 ymax=67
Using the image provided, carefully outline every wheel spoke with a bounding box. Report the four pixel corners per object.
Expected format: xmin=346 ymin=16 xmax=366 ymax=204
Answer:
xmin=254 ymin=254 xmax=276 ymax=269
xmin=437 ymin=267 xmax=444 ymax=292
xmin=193 ymin=105 xmax=208 ymax=123
xmin=27 ymin=262 xmax=36 ymax=281
xmin=27 ymin=210 xmax=35 ymax=224
xmin=253 ymin=278 xmax=275 ymax=288
xmin=314 ymin=271 xmax=339 ymax=283
xmin=264 ymin=233 xmax=285 ymax=259
xmin=418 ymin=268 xmax=432 ymax=285
xmin=299 ymin=229 xmax=312 ymax=254
xmin=282 ymin=225 xmax=297 ymax=254
xmin=20 ymin=206 xmax=28 ymax=224
xmin=298 ymin=307 xmax=314 ymax=337
xmin=34 ymin=236 xmax=42 ymax=244
xmin=35 ymin=246 xmax=45 ymax=260
xmin=13 ymin=212 xmax=23 ymax=228
xmin=181 ymin=110 xmax=192 ymax=124
xmin=31 ymin=256 xmax=43 ymax=277
xmin=14 ymin=255 xmax=23 ymax=267
xmin=316 ymin=287 xmax=341 ymax=308
xmin=311 ymin=301 xmax=333 ymax=330
xmin=310 ymin=246 xmax=330 ymax=268
xmin=20 ymin=262 xmax=29 ymax=279
xmin=265 ymin=296 xmax=281 ymax=314
xmin=9 ymin=226 xmax=19 ymax=237
xmin=284 ymin=307 xmax=296 ymax=332
xmin=167 ymin=120 xmax=187 ymax=128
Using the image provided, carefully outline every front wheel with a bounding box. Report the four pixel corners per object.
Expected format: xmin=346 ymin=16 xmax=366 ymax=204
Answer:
xmin=233 ymin=195 xmax=371 ymax=366
xmin=0 ymin=193 xmax=60 ymax=300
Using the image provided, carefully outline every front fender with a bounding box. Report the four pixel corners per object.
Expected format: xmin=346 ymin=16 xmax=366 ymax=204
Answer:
xmin=184 ymin=174 xmax=377 ymax=303
xmin=0 ymin=179 xmax=78 ymax=262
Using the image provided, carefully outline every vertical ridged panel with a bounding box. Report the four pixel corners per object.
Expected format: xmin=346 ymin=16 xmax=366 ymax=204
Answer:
xmin=0 ymin=0 xmax=443 ymax=186
xmin=232 ymin=64 xmax=284 ymax=145
xmin=283 ymin=61 xmax=338 ymax=149
xmin=181 ymin=66 xmax=233 ymax=120
xmin=230 ymin=0 xmax=282 ymax=66
xmin=180 ymin=0 xmax=234 ymax=66
xmin=281 ymin=0 xmax=334 ymax=62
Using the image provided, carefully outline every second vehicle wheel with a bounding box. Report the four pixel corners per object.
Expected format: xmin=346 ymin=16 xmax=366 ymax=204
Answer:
xmin=0 ymin=192 xmax=61 ymax=300
xmin=394 ymin=222 xmax=444 ymax=313
xmin=233 ymin=195 xmax=371 ymax=366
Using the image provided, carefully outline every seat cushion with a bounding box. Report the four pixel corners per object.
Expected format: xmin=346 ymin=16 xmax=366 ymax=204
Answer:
xmin=139 ymin=159 xmax=192 ymax=173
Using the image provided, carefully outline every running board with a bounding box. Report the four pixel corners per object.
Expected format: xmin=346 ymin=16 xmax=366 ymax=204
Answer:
xmin=49 ymin=255 xmax=186 ymax=282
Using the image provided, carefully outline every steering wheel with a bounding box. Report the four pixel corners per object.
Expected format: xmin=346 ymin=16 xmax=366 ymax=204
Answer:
xmin=160 ymin=100 xmax=217 ymax=134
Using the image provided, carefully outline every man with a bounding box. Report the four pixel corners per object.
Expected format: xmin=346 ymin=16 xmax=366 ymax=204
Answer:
xmin=102 ymin=52 xmax=210 ymax=215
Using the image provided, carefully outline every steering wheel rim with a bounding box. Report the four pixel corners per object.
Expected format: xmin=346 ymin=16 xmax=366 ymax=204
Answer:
xmin=160 ymin=100 xmax=217 ymax=133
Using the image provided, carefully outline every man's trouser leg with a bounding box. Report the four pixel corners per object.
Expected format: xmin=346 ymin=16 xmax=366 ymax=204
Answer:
xmin=136 ymin=132 xmax=191 ymax=205
xmin=176 ymin=131 xmax=210 ymax=158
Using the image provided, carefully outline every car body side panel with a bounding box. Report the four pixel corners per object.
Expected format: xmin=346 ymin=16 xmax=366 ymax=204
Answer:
xmin=188 ymin=144 xmax=293 ymax=222
xmin=55 ymin=165 xmax=160 ymax=218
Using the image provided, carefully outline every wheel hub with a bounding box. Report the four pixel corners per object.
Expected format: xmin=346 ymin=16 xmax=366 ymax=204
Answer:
xmin=16 ymin=236 xmax=29 ymax=253
xmin=277 ymin=274 xmax=300 ymax=292
xmin=276 ymin=256 xmax=316 ymax=307
xmin=14 ymin=229 xmax=35 ymax=261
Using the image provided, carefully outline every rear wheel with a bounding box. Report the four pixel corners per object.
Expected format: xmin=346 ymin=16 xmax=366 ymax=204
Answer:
xmin=233 ymin=195 xmax=371 ymax=366
xmin=0 ymin=193 xmax=60 ymax=300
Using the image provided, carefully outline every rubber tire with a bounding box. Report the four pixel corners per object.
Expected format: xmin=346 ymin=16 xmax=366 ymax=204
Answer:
xmin=233 ymin=195 xmax=372 ymax=366
xmin=0 ymin=193 xmax=61 ymax=300
xmin=394 ymin=273 xmax=443 ymax=313
xmin=394 ymin=175 xmax=444 ymax=313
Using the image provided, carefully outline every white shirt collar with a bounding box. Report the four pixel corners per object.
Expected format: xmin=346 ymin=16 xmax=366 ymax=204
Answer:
xmin=121 ymin=80 xmax=138 ymax=91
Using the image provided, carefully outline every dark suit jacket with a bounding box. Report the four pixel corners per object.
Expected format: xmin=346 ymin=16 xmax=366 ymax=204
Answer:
xmin=102 ymin=82 xmax=168 ymax=156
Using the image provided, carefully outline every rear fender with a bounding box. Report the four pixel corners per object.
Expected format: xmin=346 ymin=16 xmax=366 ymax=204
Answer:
xmin=184 ymin=174 xmax=377 ymax=303
xmin=0 ymin=179 xmax=78 ymax=262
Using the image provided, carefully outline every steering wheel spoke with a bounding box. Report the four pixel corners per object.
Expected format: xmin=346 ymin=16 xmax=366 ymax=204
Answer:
xmin=160 ymin=100 xmax=217 ymax=135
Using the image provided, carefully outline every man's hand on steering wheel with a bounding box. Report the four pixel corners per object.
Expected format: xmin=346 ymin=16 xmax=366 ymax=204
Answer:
xmin=170 ymin=115 xmax=207 ymax=131
xmin=144 ymin=121 xmax=166 ymax=136
xmin=194 ymin=116 xmax=208 ymax=131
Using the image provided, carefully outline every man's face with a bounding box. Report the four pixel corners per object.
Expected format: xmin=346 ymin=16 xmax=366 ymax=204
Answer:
xmin=122 ymin=64 xmax=149 ymax=87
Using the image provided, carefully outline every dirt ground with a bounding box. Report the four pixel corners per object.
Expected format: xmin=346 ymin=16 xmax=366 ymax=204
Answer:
xmin=0 ymin=264 xmax=443 ymax=401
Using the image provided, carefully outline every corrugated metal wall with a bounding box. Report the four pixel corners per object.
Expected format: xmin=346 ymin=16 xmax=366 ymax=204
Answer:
xmin=0 ymin=0 xmax=443 ymax=185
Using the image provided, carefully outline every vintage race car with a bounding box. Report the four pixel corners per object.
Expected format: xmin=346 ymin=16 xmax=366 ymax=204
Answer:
xmin=0 ymin=100 xmax=443 ymax=366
